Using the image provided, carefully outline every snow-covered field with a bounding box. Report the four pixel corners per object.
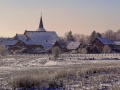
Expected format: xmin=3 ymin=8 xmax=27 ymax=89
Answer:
xmin=0 ymin=54 xmax=120 ymax=89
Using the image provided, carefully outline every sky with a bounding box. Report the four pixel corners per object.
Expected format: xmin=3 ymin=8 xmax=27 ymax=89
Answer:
xmin=0 ymin=0 xmax=120 ymax=37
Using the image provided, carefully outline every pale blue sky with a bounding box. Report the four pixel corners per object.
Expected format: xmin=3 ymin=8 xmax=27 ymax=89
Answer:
xmin=0 ymin=0 xmax=120 ymax=37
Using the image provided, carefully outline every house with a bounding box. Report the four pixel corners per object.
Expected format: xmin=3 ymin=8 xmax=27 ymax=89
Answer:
xmin=91 ymin=37 xmax=120 ymax=53
xmin=0 ymin=39 xmax=18 ymax=50
xmin=112 ymin=41 xmax=120 ymax=52
xmin=67 ymin=41 xmax=81 ymax=51
xmin=14 ymin=34 xmax=43 ymax=51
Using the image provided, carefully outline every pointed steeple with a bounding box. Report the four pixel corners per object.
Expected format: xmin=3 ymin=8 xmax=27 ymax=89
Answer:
xmin=37 ymin=14 xmax=46 ymax=32
xmin=39 ymin=15 xmax=44 ymax=28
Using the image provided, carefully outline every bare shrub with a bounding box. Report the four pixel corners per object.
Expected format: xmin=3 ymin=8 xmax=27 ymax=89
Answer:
xmin=55 ymin=69 xmax=75 ymax=79
xmin=52 ymin=46 xmax=61 ymax=59
xmin=70 ymin=50 xmax=78 ymax=54
xmin=0 ymin=44 xmax=7 ymax=55
xmin=8 ymin=65 xmax=120 ymax=89
xmin=78 ymin=48 xmax=87 ymax=54
xmin=9 ymin=71 xmax=63 ymax=89
xmin=9 ymin=75 xmax=40 ymax=89
xmin=102 ymin=45 xmax=112 ymax=53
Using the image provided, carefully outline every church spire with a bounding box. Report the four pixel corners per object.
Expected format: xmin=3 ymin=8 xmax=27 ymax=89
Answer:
xmin=37 ymin=14 xmax=46 ymax=31
xmin=39 ymin=15 xmax=44 ymax=28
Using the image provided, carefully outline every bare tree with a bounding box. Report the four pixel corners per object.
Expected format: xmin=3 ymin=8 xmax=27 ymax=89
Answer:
xmin=89 ymin=30 xmax=102 ymax=44
xmin=102 ymin=30 xmax=115 ymax=40
xmin=73 ymin=34 xmax=89 ymax=44
xmin=65 ymin=31 xmax=74 ymax=42
xmin=114 ymin=30 xmax=120 ymax=41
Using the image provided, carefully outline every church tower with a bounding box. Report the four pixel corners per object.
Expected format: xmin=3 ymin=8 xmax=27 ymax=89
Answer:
xmin=37 ymin=15 xmax=46 ymax=32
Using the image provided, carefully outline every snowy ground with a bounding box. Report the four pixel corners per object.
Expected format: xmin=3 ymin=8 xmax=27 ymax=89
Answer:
xmin=0 ymin=54 xmax=120 ymax=89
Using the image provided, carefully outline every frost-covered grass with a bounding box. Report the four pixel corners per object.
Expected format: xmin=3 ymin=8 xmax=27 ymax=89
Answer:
xmin=8 ymin=64 xmax=120 ymax=89
xmin=0 ymin=54 xmax=120 ymax=89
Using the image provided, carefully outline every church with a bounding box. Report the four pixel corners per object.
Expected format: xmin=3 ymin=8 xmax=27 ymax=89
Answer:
xmin=1 ymin=16 xmax=63 ymax=53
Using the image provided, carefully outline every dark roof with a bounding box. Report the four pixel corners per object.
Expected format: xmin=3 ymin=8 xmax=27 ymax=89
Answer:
xmin=1 ymin=40 xmax=18 ymax=46
xmin=97 ymin=37 xmax=114 ymax=45
xmin=16 ymin=34 xmax=28 ymax=41
xmin=24 ymin=31 xmax=59 ymax=49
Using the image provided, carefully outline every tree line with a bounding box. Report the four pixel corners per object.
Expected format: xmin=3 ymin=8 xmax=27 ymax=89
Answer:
xmin=61 ymin=30 xmax=120 ymax=44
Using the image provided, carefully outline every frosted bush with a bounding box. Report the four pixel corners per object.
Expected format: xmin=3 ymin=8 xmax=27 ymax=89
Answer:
xmin=0 ymin=44 xmax=7 ymax=55
xmin=52 ymin=46 xmax=61 ymax=59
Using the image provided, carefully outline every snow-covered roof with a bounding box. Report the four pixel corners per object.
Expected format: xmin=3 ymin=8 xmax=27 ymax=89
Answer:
xmin=67 ymin=42 xmax=80 ymax=50
xmin=97 ymin=37 xmax=114 ymax=45
xmin=24 ymin=31 xmax=59 ymax=49
xmin=16 ymin=34 xmax=28 ymax=41
xmin=16 ymin=34 xmax=37 ymax=45
xmin=21 ymin=40 xmax=37 ymax=45
xmin=58 ymin=40 xmax=67 ymax=49
xmin=41 ymin=42 xmax=54 ymax=50
xmin=114 ymin=41 xmax=120 ymax=45
xmin=1 ymin=40 xmax=18 ymax=46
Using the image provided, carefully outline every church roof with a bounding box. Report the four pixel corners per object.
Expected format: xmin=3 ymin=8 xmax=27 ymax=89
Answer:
xmin=16 ymin=34 xmax=28 ymax=41
xmin=18 ymin=40 xmax=37 ymax=45
xmin=24 ymin=31 xmax=59 ymax=49
xmin=1 ymin=40 xmax=18 ymax=46
xmin=15 ymin=34 xmax=37 ymax=45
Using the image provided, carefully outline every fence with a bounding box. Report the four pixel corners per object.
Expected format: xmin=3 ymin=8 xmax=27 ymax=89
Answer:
xmin=61 ymin=53 xmax=120 ymax=60
xmin=5 ymin=53 xmax=120 ymax=60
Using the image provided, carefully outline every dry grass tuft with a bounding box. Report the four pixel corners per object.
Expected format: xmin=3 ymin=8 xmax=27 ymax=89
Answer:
xmin=8 ymin=64 xmax=120 ymax=89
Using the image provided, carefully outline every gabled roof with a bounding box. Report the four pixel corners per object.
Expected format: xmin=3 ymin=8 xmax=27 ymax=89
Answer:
xmin=25 ymin=31 xmax=59 ymax=43
xmin=58 ymin=40 xmax=67 ymax=49
xmin=14 ymin=34 xmax=37 ymax=45
xmin=15 ymin=34 xmax=28 ymax=41
xmin=24 ymin=31 xmax=59 ymax=49
xmin=1 ymin=40 xmax=18 ymax=46
xmin=67 ymin=41 xmax=81 ymax=50
xmin=97 ymin=37 xmax=114 ymax=45
xmin=53 ymin=41 xmax=62 ymax=48
xmin=19 ymin=40 xmax=37 ymax=45
xmin=41 ymin=42 xmax=54 ymax=50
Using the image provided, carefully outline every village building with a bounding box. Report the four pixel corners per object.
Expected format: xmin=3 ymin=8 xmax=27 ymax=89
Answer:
xmin=0 ymin=16 xmax=64 ymax=53
xmin=0 ymin=39 xmax=18 ymax=51
xmin=67 ymin=41 xmax=81 ymax=51
xmin=91 ymin=37 xmax=120 ymax=53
